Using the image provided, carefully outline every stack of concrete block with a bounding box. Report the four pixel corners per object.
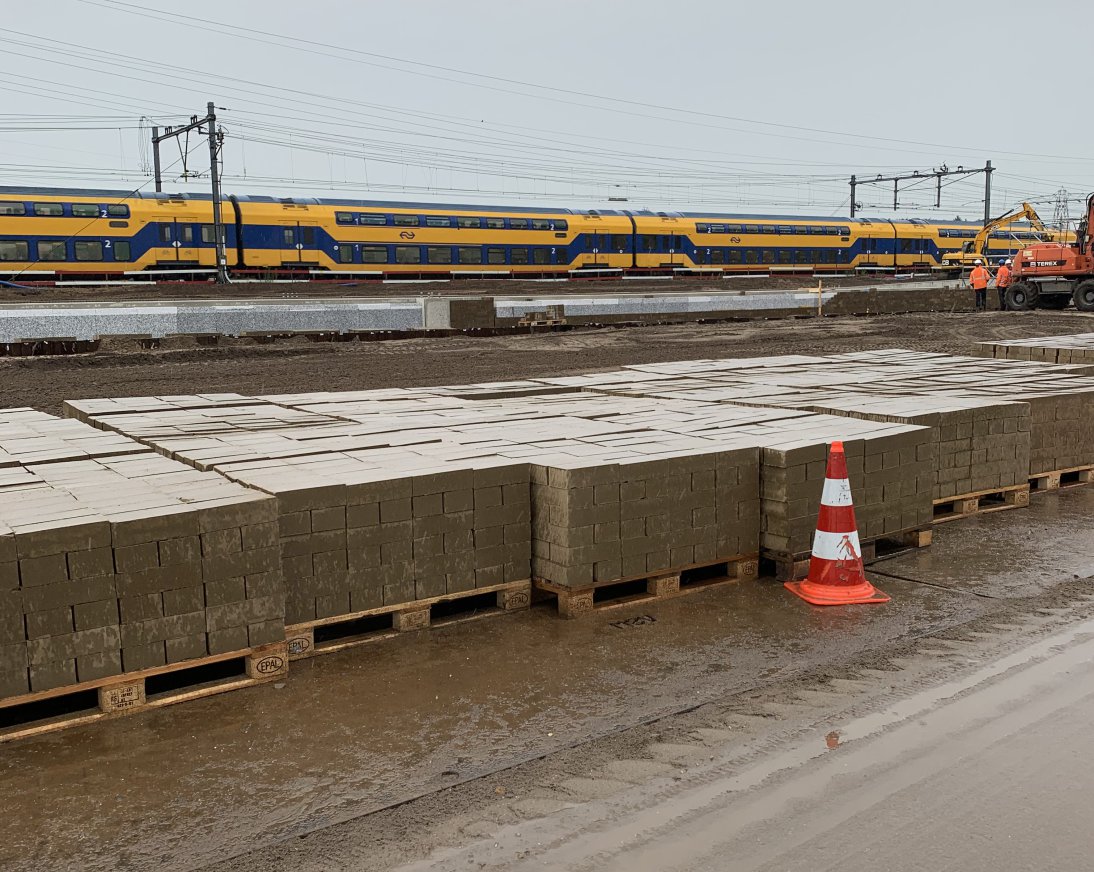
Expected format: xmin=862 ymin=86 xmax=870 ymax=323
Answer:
xmin=790 ymin=396 xmax=1031 ymax=500
xmin=195 ymin=448 xmax=532 ymax=626
xmin=752 ymin=419 xmax=933 ymax=557
xmin=976 ymin=334 xmax=1094 ymax=365
xmin=0 ymin=424 xmax=282 ymax=699
xmin=530 ymin=444 xmax=759 ymax=590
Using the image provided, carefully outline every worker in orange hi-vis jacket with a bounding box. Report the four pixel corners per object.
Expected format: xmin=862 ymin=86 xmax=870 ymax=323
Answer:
xmin=995 ymin=258 xmax=1012 ymax=310
xmin=969 ymin=260 xmax=991 ymax=312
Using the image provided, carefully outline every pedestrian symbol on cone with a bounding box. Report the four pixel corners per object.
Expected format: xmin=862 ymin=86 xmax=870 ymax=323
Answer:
xmin=784 ymin=440 xmax=889 ymax=606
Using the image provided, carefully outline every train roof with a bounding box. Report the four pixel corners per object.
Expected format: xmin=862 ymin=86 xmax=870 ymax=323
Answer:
xmin=0 ymin=184 xmax=988 ymax=224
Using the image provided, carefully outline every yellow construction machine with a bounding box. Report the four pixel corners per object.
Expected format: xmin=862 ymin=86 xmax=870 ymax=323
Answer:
xmin=941 ymin=203 xmax=1054 ymax=271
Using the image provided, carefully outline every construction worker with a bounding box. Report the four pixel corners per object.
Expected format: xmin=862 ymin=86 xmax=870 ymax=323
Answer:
xmin=996 ymin=258 xmax=1012 ymax=310
xmin=969 ymin=259 xmax=991 ymax=311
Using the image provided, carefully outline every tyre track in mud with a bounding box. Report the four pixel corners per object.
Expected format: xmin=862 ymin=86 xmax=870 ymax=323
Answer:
xmin=199 ymin=576 xmax=1094 ymax=872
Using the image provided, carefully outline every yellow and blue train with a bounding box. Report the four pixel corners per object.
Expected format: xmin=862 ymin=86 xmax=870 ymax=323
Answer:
xmin=0 ymin=184 xmax=1052 ymax=280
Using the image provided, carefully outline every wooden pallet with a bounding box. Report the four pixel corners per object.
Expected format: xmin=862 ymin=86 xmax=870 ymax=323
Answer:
xmin=284 ymin=580 xmax=531 ymax=660
xmin=1029 ymin=465 xmax=1094 ymax=492
xmin=533 ymin=554 xmax=759 ymax=619
xmin=766 ymin=528 xmax=932 ymax=582
xmin=0 ymin=642 xmax=288 ymax=744
xmin=933 ymin=483 xmax=1030 ymax=523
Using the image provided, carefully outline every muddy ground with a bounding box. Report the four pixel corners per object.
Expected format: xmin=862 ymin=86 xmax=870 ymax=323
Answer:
xmin=0 ymin=273 xmax=891 ymax=304
xmin=3 ymin=487 xmax=1094 ymax=872
xmin=2 ymin=310 xmax=1093 ymax=415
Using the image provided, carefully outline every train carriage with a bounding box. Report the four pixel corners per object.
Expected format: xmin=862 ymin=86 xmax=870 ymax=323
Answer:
xmin=0 ymin=184 xmax=1068 ymax=282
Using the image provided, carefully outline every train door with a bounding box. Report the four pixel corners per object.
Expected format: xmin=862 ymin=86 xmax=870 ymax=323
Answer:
xmin=860 ymin=233 xmax=878 ymax=268
xmin=298 ymin=221 xmax=319 ymax=265
xmin=279 ymin=221 xmax=302 ymax=266
xmin=280 ymin=220 xmax=320 ymax=266
xmin=660 ymin=216 xmax=680 ymax=267
xmin=156 ymin=219 xmax=198 ymax=264
xmin=176 ymin=221 xmax=198 ymax=263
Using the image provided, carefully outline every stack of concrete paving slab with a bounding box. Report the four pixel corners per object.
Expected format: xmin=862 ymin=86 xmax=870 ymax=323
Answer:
xmin=0 ymin=428 xmax=281 ymax=698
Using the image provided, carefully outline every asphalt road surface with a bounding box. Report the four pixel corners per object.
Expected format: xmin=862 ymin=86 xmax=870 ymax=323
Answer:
xmin=411 ymin=616 xmax=1094 ymax=872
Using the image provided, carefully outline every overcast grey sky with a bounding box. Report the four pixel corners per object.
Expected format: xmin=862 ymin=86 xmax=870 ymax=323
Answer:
xmin=2 ymin=0 xmax=1092 ymax=219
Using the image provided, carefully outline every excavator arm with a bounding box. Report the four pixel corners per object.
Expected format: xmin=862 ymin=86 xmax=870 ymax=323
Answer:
xmin=971 ymin=202 xmax=1049 ymax=257
xmin=944 ymin=203 xmax=1052 ymax=269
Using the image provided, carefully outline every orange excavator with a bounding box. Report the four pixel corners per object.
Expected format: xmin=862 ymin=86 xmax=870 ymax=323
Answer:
xmin=1005 ymin=193 xmax=1094 ymax=311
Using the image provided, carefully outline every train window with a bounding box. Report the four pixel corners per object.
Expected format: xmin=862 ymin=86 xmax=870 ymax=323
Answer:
xmin=457 ymin=217 xmax=481 ymax=229
xmin=709 ymin=224 xmax=726 ymax=233
xmin=300 ymin=227 xmax=316 ymax=245
xmin=808 ymin=226 xmax=823 ymax=235
xmin=360 ymin=214 xmax=387 ymax=226
xmin=33 ymin=203 xmax=64 ymax=216
xmin=532 ymin=248 xmax=550 ymax=264
xmin=458 ymin=246 xmax=482 ymax=264
xmin=696 ymin=223 xmax=709 ymax=233
xmin=338 ymin=246 xmax=354 ymax=264
xmin=778 ymin=250 xmax=792 ymax=264
xmin=0 ymin=240 xmax=28 ymax=260
xmin=114 ymin=241 xmax=131 ymax=262
xmin=796 ymin=250 xmax=810 ymax=263
xmin=485 ymin=217 xmax=505 ymax=229
xmin=711 ymin=250 xmax=725 ymax=264
xmin=336 ymin=212 xmax=355 ymax=225
xmin=107 ymin=205 xmax=129 ymax=217
xmin=745 ymin=250 xmax=758 ymax=264
xmin=0 ymin=202 xmax=26 ymax=216
xmin=825 ymin=227 xmax=839 ymax=236
xmin=611 ymin=234 xmax=629 ymax=250
xmin=555 ymin=220 xmax=568 ymax=231
xmin=36 ymin=241 xmax=66 ymax=261
xmin=762 ymin=250 xmax=775 ymax=264
xmin=510 ymin=248 xmax=528 ymax=264
xmin=531 ymin=219 xmax=552 ymax=231
xmin=557 ymin=247 xmax=570 ymax=263
xmin=728 ymin=250 xmax=742 ymax=264
xmin=639 ymin=234 xmax=656 ymax=251
xmin=426 ymin=246 xmax=452 ymax=264
xmin=180 ymin=225 xmax=194 ymax=244
xmin=282 ymin=228 xmax=295 ymax=246
xmin=75 ymin=240 xmax=103 ymax=261
xmin=72 ymin=203 xmax=99 ymax=218
xmin=900 ymin=239 xmax=914 ymax=253
xmin=393 ymin=215 xmax=419 ymax=227
xmin=744 ymin=225 xmax=760 ymax=234
xmin=487 ymin=247 xmax=506 ymax=264
xmin=838 ymin=227 xmax=851 ymax=235
xmin=425 ymin=216 xmax=452 ymax=228
xmin=725 ymin=224 xmax=744 ymax=234
xmin=509 ymin=218 xmax=529 ymax=230
xmin=361 ymin=246 xmax=387 ymax=263
xmin=777 ymin=226 xmax=793 ymax=235
xmin=201 ymin=225 xmax=215 ymax=244
xmin=159 ymin=224 xmax=173 ymax=243
xmin=761 ymin=225 xmax=776 ymax=234
xmin=394 ymin=246 xmax=420 ymax=264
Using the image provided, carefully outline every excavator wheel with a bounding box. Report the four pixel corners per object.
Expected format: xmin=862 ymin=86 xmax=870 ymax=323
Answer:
xmin=1004 ymin=282 xmax=1038 ymax=311
xmin=1074 ymin=280 xmax=1094 ymax=312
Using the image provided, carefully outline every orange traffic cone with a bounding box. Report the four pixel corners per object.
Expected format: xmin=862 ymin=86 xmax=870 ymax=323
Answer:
xmin=784 ymin=440 xmax=889 ymax=606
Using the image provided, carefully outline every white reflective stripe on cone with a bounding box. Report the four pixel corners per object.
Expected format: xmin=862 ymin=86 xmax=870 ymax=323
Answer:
xmin=820 ymin=477 xmax=853 ymax=507
xmin=811 ymin=528 xmax=862 ymax=561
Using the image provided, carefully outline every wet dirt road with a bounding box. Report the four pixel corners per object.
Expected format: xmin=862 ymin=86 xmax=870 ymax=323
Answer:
xmin=3 ymin=310 xmax=1094 ymax=415
xmin=423 ymin=610 xmax=1094 ymax=872
xmin=4 ymin=487 xmax=1094 ymax=872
